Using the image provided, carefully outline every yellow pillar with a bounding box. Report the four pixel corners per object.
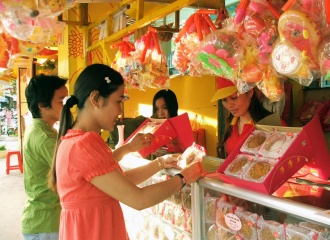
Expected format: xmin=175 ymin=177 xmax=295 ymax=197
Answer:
xmin=58 ymin=7 xmax=87 ymax=96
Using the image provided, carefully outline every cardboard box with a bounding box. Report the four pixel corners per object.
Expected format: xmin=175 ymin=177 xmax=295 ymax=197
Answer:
xmin=124 ymin=113 xmax=194 ymax=158
xmin=217 ymin=114 xmax=330 ymax=195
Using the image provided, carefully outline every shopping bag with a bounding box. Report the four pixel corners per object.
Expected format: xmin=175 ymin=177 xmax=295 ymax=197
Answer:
xmin=191 ymin=114 xmax=207 ymax=152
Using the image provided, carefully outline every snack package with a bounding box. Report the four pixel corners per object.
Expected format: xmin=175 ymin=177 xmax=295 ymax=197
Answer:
xmin=0 ymin=6 xmax=37 ymax=41
xmin=173 ymin=205 xmax=185 ymax=230
xmin=181 ymin=231 xmax=192 ymax=240
xmin=171 ymin=188 xmax=182 ymax=205
xmin=173 ymin=10 xmax=218 ymax=76
xmin=215 ymin=200 xmax=243 ymax=232
xmin=273 ymin=6 xmax=322 ymax=86
xmin=235 ymin=210 xmax=258 ymax=240
xmin=194 ymin=29 xmax=243 ymax=79
xmin=285 ymin=224 xmax=318 ymax=240
xmin=319 ymin=35 xmax=330 ymax=81
xmin=205 ymin=195 xmax=218 ymax=223
xmin=233 ymin=0 xmax=285 ymax=101
xmin=161 ymin=202 xmax=175 ymax=224
xmin=181 ymin=185 xmax=192 ymax=210
xmin=184 ymin=209 xmax=192 ymax=233
xmin=149 ymin=217 xmax=162 ymax=239
xmin=178 ymin=143 xmax=206 ymax=168
xmin=258 ymin=131 xmax=298 ymax=159
xmin=218 ymin=227 xmax=237 ymax=240
xmin=224 ymin=154 xmax=254 ymax=178
xmin=128 ymin=27 xmax=170 ymax=90
xmin=242 ymin=158 xmax=277 ymax=183
xmin=298 ymin=222 xmax=330 ymax=240
xmin=111 ymin=40 xmax=136 ymax=87
xmin=257 ymin=217 xmax=285 ymax=240
xmin=29 ymin=17 xmax=66 ymax=44
xmin=207 ymin=224 xmax=219 ymax=240
xmin=240 ymin=130 xmax=270 ymax=155
xmin=255 ymin=65 xmax=285 ymax=102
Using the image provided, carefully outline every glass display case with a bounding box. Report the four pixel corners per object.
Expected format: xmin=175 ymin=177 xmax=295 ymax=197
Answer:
xmin=193 ymin=177 xmax=330 ymax=240
xmin=120 ymin=154 xmax=193 ymax=240
xmin=119 ymin=154 xmax=330 ymax=239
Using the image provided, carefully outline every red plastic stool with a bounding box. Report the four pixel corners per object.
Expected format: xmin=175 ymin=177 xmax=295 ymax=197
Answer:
xmin=6 ymin=150 xmax=23 ymax=175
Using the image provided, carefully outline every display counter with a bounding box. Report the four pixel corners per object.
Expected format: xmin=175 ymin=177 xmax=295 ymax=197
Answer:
xmin=119 ymin=154 xmax=330 ymax=239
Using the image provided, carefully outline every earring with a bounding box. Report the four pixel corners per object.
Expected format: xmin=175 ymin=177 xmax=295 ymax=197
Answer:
xmin=95 ymin=106 xmax=98 ymax=109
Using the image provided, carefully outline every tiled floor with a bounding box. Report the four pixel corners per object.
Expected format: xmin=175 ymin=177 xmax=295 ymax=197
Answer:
xmin=0 ymin=138 xmax=24 ymax=240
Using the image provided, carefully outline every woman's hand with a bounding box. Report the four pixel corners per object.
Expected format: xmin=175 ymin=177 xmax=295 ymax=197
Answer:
xmin=127 ymin=133 xmax=154 ymax=152
xmin=179 ymin=161 xmax=203 ymax=184
xmin=157 ymin=153 xmax=182 ymax=170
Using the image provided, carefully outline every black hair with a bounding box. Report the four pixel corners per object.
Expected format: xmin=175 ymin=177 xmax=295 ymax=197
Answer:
xmin=49 ymin=64 xmax=124 ymax=190
xmin=25 ymin=74 xmax=67 ymax=118
xmin=220 ymin=89 xmax=272 ymax=156
xmin=152 ymin=89 xmax=178 ymax=118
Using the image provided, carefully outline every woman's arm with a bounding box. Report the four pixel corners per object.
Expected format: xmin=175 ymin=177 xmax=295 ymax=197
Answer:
xmin=90 ymin=161 xmax=202 ymax=210
xmin=124 ymin=154 xmax=181 ymax=185
xmin=112 ymin=133 xmax=153 ymax=162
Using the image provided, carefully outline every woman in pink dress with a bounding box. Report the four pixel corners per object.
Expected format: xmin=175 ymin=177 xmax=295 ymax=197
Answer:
xmin=48 ymin=64 xmax=203 ymax=240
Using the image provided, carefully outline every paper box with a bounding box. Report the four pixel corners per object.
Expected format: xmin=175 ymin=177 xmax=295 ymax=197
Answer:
xmin=217 ymin=114 xmax=330 ymax=195
xmin=124 ymin=113 xmax=194 ymax=158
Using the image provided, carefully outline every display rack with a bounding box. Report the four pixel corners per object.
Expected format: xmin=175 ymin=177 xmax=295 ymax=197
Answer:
xmin=120 ymin=155 xmax=330 ymax=239
xmin=120 ymin=155 xmax=193 ymax=239
xmin=193 ymin=178 xmax=330 ymax=239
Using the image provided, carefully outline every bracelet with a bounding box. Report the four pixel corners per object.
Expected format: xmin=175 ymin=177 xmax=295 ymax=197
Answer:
xmin=157 ymin=158 xmax=163 ymax=170
xmin=175 ymin=173 xmax=186 ymax=189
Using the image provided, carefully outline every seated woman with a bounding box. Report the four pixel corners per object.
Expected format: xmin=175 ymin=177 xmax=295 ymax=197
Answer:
xmin=152 ymin=89 xmax=178 ymax=119
xmin=151 ymin=89 xmax=180 ymax=157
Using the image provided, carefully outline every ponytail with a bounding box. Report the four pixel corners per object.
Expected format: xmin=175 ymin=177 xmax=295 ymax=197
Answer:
xmin=48 ymin=95 xmax=78 ymax=191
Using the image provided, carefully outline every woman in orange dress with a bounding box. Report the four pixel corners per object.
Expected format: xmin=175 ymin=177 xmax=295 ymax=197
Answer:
xmin=48 ymin=64 xmax=203 ymax=240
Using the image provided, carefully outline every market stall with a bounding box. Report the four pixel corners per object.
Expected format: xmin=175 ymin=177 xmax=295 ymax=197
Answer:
xmin=1 ymin=0 xmax=329 ymax=239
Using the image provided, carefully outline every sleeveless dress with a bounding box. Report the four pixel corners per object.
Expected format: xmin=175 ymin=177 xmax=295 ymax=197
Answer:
xmin=56 ymin=129 xmax=129 ymax=240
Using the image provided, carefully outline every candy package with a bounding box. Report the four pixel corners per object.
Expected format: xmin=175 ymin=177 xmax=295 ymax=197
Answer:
xmin=194 ymin=29 xmax=243 ymax=79
xmin=127 ymin=27 xmax=170 ymax=90
xmin=173 ymin=10 xmax=218 ymax=76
